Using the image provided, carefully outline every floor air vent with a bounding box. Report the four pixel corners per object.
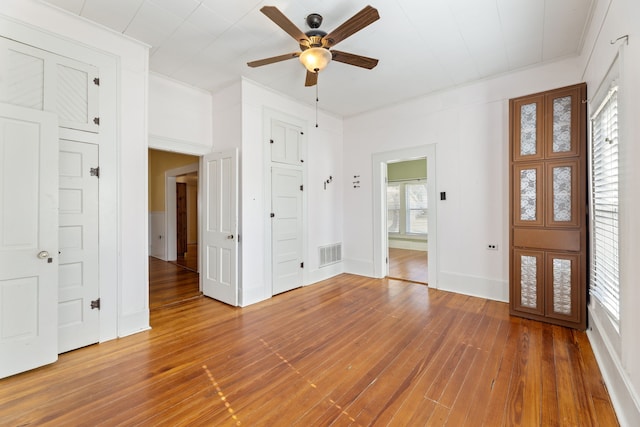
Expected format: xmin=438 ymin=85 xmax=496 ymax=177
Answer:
xmin=319 ymin=243 xmax=342 ymax=267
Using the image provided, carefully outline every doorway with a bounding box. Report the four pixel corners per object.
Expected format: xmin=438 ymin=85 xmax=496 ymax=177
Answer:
xmin=372 ymin=145 xmax=437 ymax=289
xmin=386 ymin=159 xmax=428 ymax=284
xmin=148 ymin=149 xmax=201 ymax=309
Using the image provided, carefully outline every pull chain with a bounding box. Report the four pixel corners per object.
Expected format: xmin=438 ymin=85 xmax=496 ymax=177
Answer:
xmin=315 ymin=76 xmax=319 ymax=128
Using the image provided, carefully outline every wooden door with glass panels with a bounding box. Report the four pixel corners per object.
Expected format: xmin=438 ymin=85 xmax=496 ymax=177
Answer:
xmin=509 ymin=83 xmax=587 ymax=329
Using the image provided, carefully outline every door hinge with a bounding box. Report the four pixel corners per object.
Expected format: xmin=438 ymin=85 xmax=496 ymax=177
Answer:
xmin=93 ymin=117 xmax=100 ymax=125
xmin=90 ymin=298 xmax=101 ymax=310
xmin=386 ymin=257 xmax=388 ymax=264
xmin=300 ymin=184 xmax=303 ymax=191
xmin=300 ymin=262 xmax=304 ymax=268
xmin=90 ymin=167 xmax=100 ymax=178
xmin=270 ymin=212 xmax=275 ymax=218
xmin=93 ymin=77 xmax=100 ymax=86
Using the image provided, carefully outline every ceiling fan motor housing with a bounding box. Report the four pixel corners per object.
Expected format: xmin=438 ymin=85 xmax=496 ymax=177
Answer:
xmin=306 ymin=13 xmax=323 ymax=29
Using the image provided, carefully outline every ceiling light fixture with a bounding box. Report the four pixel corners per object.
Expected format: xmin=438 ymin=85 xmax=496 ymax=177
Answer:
xmin=299 ymin=47 xmax=332 ymax=73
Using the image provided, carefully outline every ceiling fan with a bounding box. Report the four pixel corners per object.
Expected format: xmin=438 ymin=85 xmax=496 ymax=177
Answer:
xmin=247 ymin=5 xmax=380 ymax=87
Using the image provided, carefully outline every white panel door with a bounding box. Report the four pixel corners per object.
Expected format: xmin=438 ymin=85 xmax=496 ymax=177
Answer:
xmin=0 ymin=103 xmax=58 ymax=378
xmin=58 ymin=139 xmax=99 ymax=353
xmin=201 ymin=149 xmax=238 ymax=306
xmin=272 ymin=167 xmax=303 ymax=295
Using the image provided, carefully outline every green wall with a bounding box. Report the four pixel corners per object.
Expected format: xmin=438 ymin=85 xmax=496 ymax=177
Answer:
xmin=387 ymin=158 xmax=426 ymax=181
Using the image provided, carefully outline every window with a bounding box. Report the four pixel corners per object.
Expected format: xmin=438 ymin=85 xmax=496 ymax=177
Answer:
xmin=387 ymin=184 xmax=400 ymax=233
xmin=387 ymin=180 xmax=427 ymax=235
xmin=406 ymin=183 xmax=428 ymax=234
xmin=590 ymin=83 xmax=619 ymax=326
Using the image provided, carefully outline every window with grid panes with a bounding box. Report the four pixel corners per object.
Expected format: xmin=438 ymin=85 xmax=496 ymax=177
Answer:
xmin=387 ymin=181 xmax=427 ymax=235
xmin=387 ymin=183 xmax=400 ymax=233
xmin=406 ymin=182 xmax=428 ymax=234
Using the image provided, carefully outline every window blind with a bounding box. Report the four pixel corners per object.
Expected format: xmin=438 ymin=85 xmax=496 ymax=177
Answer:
xmin=590 ymin=85 xmax=619 ymax=325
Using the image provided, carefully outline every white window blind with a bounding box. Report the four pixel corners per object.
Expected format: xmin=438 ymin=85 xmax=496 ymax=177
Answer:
xmin=590 ymin=85 xmax=619 ymax=325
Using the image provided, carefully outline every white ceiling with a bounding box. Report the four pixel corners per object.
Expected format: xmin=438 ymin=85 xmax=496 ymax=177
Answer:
xmin=42 ymin=0 xmax=595 ymax=117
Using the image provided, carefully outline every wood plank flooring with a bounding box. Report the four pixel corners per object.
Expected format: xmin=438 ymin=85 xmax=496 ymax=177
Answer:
xmin=0 ymin=274 xmax=618 ymax=426
xmin=173 ymin=243 xmax=198 ymax=272
xmin=388 ymin=248 xmax=428 ymax=284
xmin=149 ymin=256 xmax=200 ymax=310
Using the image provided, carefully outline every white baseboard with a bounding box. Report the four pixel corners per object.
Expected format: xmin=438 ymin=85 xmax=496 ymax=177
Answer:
xmin=587 ymin=307 xmax=640 ymax=427
xmin=306 ymin=262 xmax=344 ymax=285
xmin=117 ymin=311 xmax=151 ymax=338
xmin=389 ymin=239 xmax=428 ymax=251
xmin=437 ymin=271 xmax=508 ymax=302
xmin=343 ymin=258 xmax=376 ymax=278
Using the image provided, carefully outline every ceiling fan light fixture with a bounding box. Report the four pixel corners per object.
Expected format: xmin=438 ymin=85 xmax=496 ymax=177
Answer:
xmin=299 ymin=47 xmax=332 ymax=73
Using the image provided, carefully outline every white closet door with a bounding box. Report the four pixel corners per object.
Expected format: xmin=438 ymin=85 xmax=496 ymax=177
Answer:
xmin=270 ymin=119 xmax=303 ymax=165
xmin=271 ymin=167 xmax=303 ymax=295
xmin=58 ymin=139 xmax=100 ymax=353
xmin=0 ymin=37 xmax=99 ymax=133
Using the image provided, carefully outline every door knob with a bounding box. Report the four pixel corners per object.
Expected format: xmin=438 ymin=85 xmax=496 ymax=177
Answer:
xmin=38 ymin=251 xmax=50 ymax=259
xmin=227 ymin=234 xmax=234 ymax=240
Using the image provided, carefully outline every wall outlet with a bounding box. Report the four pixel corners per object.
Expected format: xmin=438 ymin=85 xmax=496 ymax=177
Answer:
xmin=487 ymin=244 xmax=498 ymax=250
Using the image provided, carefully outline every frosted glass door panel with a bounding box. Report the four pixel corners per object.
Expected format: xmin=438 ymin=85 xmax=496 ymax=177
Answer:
xmin=520 ymin=256 xmax=538 ymax=308
xmin=552 ymin=166 xmax=571 ymax=222
xmin=514 ymin=164 xmax=543 ymax=227
xmin=520 ymin=103 xmax=537 ymax=156
xmin=545 ymin=253 xmax=580 ymax=322
xmin=552 ymin=96 xmax=572 ymax=153
xmin=545 ymin=89 xmax=581 ymax=158
xmin=546 ymin=160 xmax=579 ymax=227
xmin=513 ymin=250 xmax=544 ymax=315
xmin=512 ymin=95 xmax=543 ymax=161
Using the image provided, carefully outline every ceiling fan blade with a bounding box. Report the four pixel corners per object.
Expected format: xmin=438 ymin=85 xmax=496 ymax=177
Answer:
xmin=260 ymin=6 xmax=309 ymax=44
xmin=247 ymin=52 xmax=301 ymax=68
xmin=305 ymin=71 xmax=318 ymax=87
xmin=323 ymin=5 xmax=380 ymax=48
xmin=331 ymin=50 xmax=379 ymax=69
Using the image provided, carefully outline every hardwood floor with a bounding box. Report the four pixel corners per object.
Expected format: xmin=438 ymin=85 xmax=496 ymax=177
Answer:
xmin=388 ymin=248 xmax=428 ymax=284
xmin=0 ymin=274 xmax=618 ymax=426
xmin=149 ymin=256 xmax=201 ymax=310
xmin=173 ymin=243 xmax=198 ymax=272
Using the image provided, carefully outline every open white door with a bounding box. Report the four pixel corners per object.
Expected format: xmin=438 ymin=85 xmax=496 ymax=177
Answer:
xmin=0 ymin=103 xmax=58 ymax=378
xmin=201 ymin=149 xmax=238 ymax=306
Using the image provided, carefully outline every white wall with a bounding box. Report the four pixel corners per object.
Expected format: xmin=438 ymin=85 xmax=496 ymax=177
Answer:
xmin=148 ymin=73 xmax=213 ymax=155
xmin=212 ymin=78 xmax=344 ymax=306
xmin=580 ymin=0 xmax=640 ymax=424
xmin=343 ymin=58 xmax=582 ymax=302
xmin=1 ymin=0 xmax=150 ymax=338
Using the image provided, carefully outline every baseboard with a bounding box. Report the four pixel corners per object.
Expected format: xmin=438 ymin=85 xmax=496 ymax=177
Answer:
xmin=587 ymin=307 xmax=640 ymax=427
xmin=117 ymin=311 xmax=151 ymax=338
xmin=389 ymin=239 xmax=428 ymax=251
xmin=343 ymin=258 xmax=375 ymax=277
xmin=437 ymin=271 xmax=509 ymax=302
xmin=305 ymin=262 xmax=344 ymax=285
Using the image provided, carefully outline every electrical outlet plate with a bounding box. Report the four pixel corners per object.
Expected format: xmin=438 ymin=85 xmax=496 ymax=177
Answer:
xmin=487 ymin=244 xmax=498 ymax=250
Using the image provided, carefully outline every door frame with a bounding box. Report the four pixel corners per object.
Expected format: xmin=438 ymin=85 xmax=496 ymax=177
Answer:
xmin=372 ymin=145 xmax=438 ymax=289
xmin=165 ymin=162 xmax=199 ymax=262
